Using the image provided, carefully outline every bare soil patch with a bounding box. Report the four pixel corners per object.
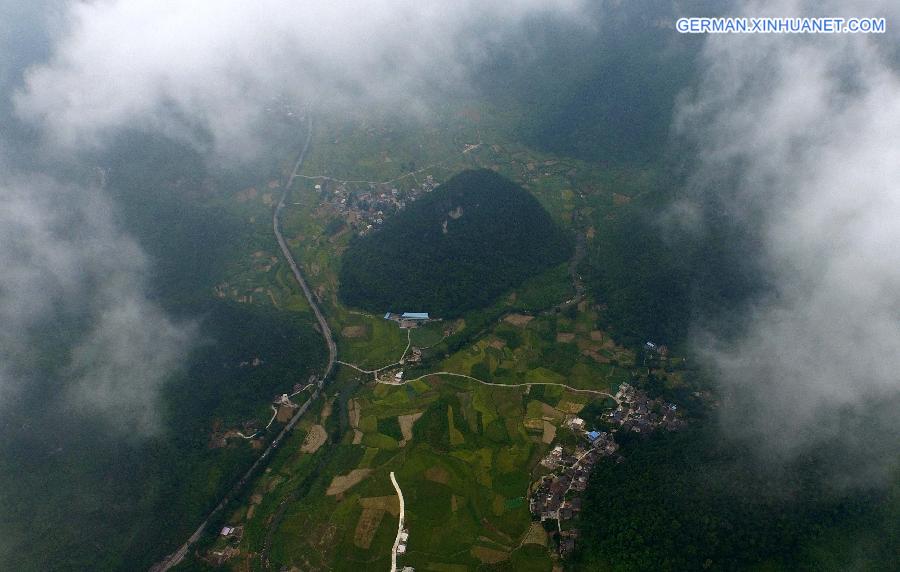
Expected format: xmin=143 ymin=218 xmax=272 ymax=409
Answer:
xmin=349 ymin=399 xmax=360 ymax=429
xmin=275 ymin=404 xmax=295 ymax=423
xmin=320 ymin=398 xmax=334 ymax=424
xmin=349 ymin=399 xmax=363 ymax=444
xmin=557 ymin=400 xmax=585 ymax=414
xmin=235 ymin=187 xmax=258 ymax=202
xmin=326 ymin=469 xmax=372 ymax=496
xmin=341 ymin=325 xmax=368 ymax=339
xmin=353 ymin=508 xmax=385 ymax=549
xmin=583 ymin=349 xmax=610 ymax=364
xmin=524 ymin=418 xmax=545 ymax=433
xmin=540 ymin=403 xmax=566 ymax=422
xmin=522 ymin=522 xmax=547 ymax=546
xmin=359 ymin=495 xmax=400 ymax=517
xmin=301 ymin=425 xmax=327 ymax=454
xmin=542 ymin=420 xmax=557 ymax=444
xmin=613 ymin=193 xmax=632 ymax=206
xmin=504 ymin=313 xmax=534 ymax=327
xmin=556 ymin=332 xmax=575 ymax=343
xmin=397 ymin=411 xmax=423 ymax=446
xmin=471 ymin=545 xmax=509 ymax=564
xmin=590 ymin=330 xmax=604 ymax=341
xmin=425 ymin=466 xmax=450 ymax=484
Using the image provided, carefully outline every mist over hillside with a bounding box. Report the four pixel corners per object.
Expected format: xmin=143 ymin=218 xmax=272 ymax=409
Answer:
xmin=0 ymin=0 xmax=897 ymax=569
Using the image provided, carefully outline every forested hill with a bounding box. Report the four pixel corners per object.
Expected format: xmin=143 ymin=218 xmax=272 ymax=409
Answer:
xmin=338 ymin=169 xmax=572 ymax=317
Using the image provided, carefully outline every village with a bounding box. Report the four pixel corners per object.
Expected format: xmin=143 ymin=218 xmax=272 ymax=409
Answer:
xmin=315 ymin=174 xmax=439 ymax=234
xmin=529 ymin=381 xmax=685 ymax=559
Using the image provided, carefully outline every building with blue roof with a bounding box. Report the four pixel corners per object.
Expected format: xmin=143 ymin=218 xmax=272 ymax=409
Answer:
xmin=401 ymin=312 xmax=429 ymax=320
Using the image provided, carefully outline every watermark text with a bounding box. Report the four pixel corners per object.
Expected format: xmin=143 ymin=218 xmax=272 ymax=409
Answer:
xmin=676 ymin=17 xmax=886 ymax=34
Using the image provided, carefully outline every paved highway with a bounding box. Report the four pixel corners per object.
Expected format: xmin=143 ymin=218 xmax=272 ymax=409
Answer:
xmin=150 ymin=116 xmax=336 ymax=571
xmin=389 ymin=471 xmax=406 ymax=572
xmin=274 ymin=114 xmax=337 ymax=383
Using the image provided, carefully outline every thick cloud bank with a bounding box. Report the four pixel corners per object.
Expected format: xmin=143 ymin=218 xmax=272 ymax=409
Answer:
xmin=678 ymin=0 xmax=900 ymax=483
xmin=15 ymin=0 xmax=583 ymax=157
xmin=0 ymin=174 xmax=194 ymax=434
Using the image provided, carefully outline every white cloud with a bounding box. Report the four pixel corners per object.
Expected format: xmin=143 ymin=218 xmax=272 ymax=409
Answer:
xmin=0 ymin=173 xmax=194 ymax=435
xmin=14 ymin=0 xmax=584 ymax=157
xmin=677 ymin=0 xmax=900 ymax=481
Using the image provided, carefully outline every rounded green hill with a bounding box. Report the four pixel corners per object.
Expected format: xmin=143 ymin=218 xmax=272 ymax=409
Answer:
xmin=339 ymin=169 xmax=572 ymax=317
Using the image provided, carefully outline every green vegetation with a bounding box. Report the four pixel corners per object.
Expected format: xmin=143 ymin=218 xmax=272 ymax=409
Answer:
xmin=440 ymin=300 xmax=633 ymax=394
xmin=573 ymin=425 xmax=899 ymax=571
xmin=339 ymin=169 xmax=572 ymax=317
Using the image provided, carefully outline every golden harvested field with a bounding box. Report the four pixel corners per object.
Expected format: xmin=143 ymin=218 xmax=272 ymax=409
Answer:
xmin=341 ymin=325 xmax=368 ymax=338
xmin=522 ymin=522 xmax=548 ymax=546
xmin=300 ymin=425 xmax=327 ymax=454
xmin=359 ymin=495 xmax=400 ymax=517
xmin=326 ymin=469 xmax=372 ymax=496
xmin=471 ymin=545 xmax=509 ymax=564
xmin=425 ymin=466 xmax=450 ymax=484
xmin=397 ymin=411 xmax=423 ymax=446
xmin=353 ymin=508 xmax=385 ymax=549
xmin=542 ymin=420 xmax=556 ymax=444
xmin=503 ymin=313 xmax=534 ymax=327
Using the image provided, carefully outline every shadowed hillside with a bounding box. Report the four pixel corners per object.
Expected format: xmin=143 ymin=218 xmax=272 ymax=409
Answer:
xmin=339 ymin=169 xmax=572 ymax=317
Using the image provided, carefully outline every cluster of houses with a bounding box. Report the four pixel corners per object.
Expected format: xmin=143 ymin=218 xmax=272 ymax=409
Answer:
xmin=530 ymin=385 xmax=687 ymax=558
xmin=213 ymin=281 xmax=267 ymax=304
xmin=530 ymin=416 xmax=622 ymax=558
xmin=318 ymin=174 xmax=438 ymax=235
xmin=208 ymin=418 xmax=262 ymax=449
xmin=397 ymin=528 xmax=410 ymax=556
xmin=643 ymin=340 xmax=669 ymax=356
xmin=607 ymin=382 xmax=685 ymax=433
xmin=204 ymin=525 xmax=245 ymax=565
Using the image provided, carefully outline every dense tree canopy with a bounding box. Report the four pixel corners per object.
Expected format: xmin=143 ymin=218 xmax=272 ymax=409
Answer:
xmin=572 ymin=426 xmax=899 ymax=571
xmin=339 ymin=169 xmax=572 ymax=317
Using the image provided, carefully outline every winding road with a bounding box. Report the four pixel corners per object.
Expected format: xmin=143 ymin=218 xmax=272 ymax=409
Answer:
xmin=150 ymin=116 xmax=337 ymax=572
xmin=379 ymin=371 xmax=619 ymax=403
